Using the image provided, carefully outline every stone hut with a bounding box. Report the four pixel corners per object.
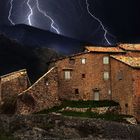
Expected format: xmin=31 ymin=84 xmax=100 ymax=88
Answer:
xmin=0 ymin=69 xmax=30 ymax=105
xmin=16 ymin=67 xmax=60 ymax=114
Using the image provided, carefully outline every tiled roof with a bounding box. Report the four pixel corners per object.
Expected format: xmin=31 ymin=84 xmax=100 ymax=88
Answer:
xmin=119 ymin=44 xmax=140 ymax=51
xmin=111 ymin=55 xmax=140 ymax=68
xmin=85 ymin=46 xmax=124 ymax=53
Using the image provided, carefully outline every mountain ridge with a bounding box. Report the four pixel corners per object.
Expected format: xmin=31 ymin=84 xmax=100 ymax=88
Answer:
xmin=0 ymin=24 xmax=89 ymax=55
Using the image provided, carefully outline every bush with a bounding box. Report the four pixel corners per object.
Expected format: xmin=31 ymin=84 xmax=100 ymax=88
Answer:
xmin=36 ymin=100 xmax=119 ymax=114
xmin=0 ymin=95 xmax=18 ymax=114
xmin=61 ymin=100 xmax=119 ymax=108
xmin=60 ymin=111 xmax=132 ymax=122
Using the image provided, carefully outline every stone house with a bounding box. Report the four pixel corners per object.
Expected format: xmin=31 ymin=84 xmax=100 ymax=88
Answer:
xmin=54 ymin=46 xmax=125 ymax=101
xmin=110 ymin=55 xmax=140 ymax=120
xmin=0 ymin=69 xmax=30 ymax=104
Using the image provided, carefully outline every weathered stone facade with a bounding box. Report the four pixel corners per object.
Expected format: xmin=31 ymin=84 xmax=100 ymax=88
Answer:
xmin=16 ymin=67 xmax=60 ymax=114
xmin=110 ymin=56 xmax=140 ymax=120
xmin=0 ymin=69 xmax=30 ymax=104
xmin=55 ymin=47 xmax=124 ymax=101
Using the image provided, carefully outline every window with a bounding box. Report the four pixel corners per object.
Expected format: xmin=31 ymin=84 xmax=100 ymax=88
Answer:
xmin=125 ymin=103 xmax=128 ymax=108
xmin=81 ymin=58 xmax=86 ymax=64
xmin=108 ymin=90 xmax=111 ymax=95
xmin=64 ymin=71 xmax=71 ymax=80
xmin=103 ymin=56 xmax=109 ymax=64
xmin=82 ymin=74 xmax=85 ymax=78
xmin=69 ymin=58 xmax=75 ymax=65
xmin=45 ymin=78 xmax=49 ymax=85
xmin=104 ymin=72 xmax=109 ymax=80
xmin=117 ymin=71 xmax=123 ymax=80
xmin=75 ymin=89 xmax=79 ymax=95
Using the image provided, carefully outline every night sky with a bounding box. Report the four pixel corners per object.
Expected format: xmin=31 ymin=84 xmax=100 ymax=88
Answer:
xmin=0 ymin=0 xmax=140 ymax=45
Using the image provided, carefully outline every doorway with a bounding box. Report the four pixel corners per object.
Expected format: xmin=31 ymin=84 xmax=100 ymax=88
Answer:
xmin=94 ymin=91 xmax=100 ymax=101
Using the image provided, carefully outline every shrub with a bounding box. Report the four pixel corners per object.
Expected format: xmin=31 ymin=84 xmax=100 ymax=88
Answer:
xmin=36 ymin=100 xmax=119 ymax=114
xmin=0 ymin=95 xmax=18 ymax=114
xmin=61 ymin=100 xmax=119 ymax=108
xmin=60 ymin=111 xmax=132 ymax=122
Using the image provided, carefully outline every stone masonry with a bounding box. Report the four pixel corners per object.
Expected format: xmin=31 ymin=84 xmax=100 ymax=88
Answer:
xmin=54 ymin=47 xmax=124 ymax=101
xmin=0 ymin=69 xmax=30 ymax=104
xmin=16 ymin=67 xmax=60 ymax=114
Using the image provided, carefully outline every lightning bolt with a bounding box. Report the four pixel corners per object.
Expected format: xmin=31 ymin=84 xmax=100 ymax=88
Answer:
xmin=8 ymin=0 xmax=60 ymax=34
xmin=85 ymin=0 xmax=111 ymax=45
xmin=8 ymin=0 xmax=15 ymax=25
xmin=27 ymin=0 xmax=33 ymax=26
xmin=36 ymin=0 xmax=60 ymax=34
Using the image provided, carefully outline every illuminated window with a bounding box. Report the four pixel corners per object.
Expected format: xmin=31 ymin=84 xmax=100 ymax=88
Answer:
xmin=64 ymin=71 xmax=71 ymax=80
xmin=45 ymin=78 xmax=49 ymax=86
xmin=103 ymin=56 xmax=109 ymax=64
xmin=81 ymin=58 xmax=86 ymax=64
xmin=104 ymin=72 xmax=109 ymax=80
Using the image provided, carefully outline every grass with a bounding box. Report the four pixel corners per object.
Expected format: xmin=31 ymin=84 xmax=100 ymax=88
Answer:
xmin=60 ymin=111 xmax=132 ymax=122
xmin=35 ymin=100 xmax=132 ymax=123
xmin=36 ymin=100 xmax=119 ymax=114
xmin=61 ymin=100 xmax=119 ymax=108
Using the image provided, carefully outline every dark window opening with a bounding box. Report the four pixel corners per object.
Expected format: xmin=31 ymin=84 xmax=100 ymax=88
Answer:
xmin=75 ymin=89 xmax=79 ymax=95
xmin=125 ymin=103 xmax=128 ymax=108
xmin=69 ymin=58 xmax=75 ymax=64
xmin=117 ymin=71 xmax=123 ymax=80
xmin=82 ymin=74 xmax=86 ymax=78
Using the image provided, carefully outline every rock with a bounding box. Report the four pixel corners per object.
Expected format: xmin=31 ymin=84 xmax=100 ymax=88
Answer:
xmin=124 ymin=117 xmax=137 ymax=125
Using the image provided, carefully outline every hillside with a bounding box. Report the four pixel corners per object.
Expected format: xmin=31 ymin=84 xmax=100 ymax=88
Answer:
xmin=0 ymin=34 xmax=61 ymax=82
xmin=0 ymin=24 xmax=88 ymax=55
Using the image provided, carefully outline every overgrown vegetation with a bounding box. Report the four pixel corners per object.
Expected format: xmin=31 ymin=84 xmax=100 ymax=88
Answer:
xmin=36 ymin=100 xmax=119 ymax=114
xmin=60 ymin=111 xmax=132 ymax=122
xmin=35 ymin=100 xmax=133 ymax=122
xmin=20 ymin=92 xmax=36 ymax=107
xmin=61 ymin=100 xmax=119 ymax=108
xmin=0 ymin=95 xmax=18 ymax=114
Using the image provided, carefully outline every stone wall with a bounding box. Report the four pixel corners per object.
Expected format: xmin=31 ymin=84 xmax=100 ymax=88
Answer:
xmin=132 ymin=69 xmax=140 ymax=121
xmin=0 ymin=114 xmax=140 ymax=139
xmin=16 ymin=67 xmax=60 ymax=114
xmin=0 ymin=69 xmax=30 ymax=104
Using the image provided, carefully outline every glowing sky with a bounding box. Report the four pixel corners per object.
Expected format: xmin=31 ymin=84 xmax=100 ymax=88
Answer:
xmin=0 ymin=0 xmax=140 ymax=44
